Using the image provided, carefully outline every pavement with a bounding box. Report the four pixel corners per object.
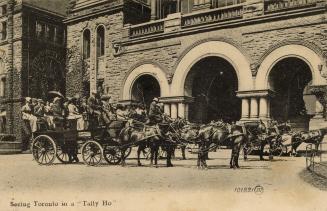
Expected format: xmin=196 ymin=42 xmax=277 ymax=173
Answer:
xmin=0 ymin=149 xmax=327 ymax=211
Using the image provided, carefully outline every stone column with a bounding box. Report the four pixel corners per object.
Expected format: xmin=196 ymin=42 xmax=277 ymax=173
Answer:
xmin=178 ymin=103 xmax=185 ymax=118
xmin=164 ymin=103 xmax=171 ymax=116
xmin=267 ymin=98 xmax=271 ymax=118
xmin=185 ymin=104 xmax=189 ymax=120
xmin=259 ymin=97 xmax=268 ymax=118
xmin=241 ymin=98 xmax=250 ymax=120
xmin=151 ymin=0 xmax=157 ymax=20
xmin=250 ymin=97 xmax=258 ymax=119
xmin=171 ymin=103 xmax=178 ymax=119
xmin=176 ymin=0 xmax=180 ymax=12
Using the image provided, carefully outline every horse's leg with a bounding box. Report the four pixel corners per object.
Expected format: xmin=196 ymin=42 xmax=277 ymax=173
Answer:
xmin=243 ymin=144 xmax=248 ymax=161
xmin=181 ymin=145 xmax=186 ymax=160
xmin=121 ymin=148 xmax=126 ymax=167
xmin=269 ymin=141 xmax=273 ymax=160
xmin=197 ymin=143 xmax=201 ymax=168
xmin=235 ymin=143 xmax=241 ymax=168
xmin=167 ymin=145 xmax=173 ymax=167
xmin=137 ymin=146 xmax=142 ymax=166
xmin=150 ymin=144 xmax=154 ymax=167
xmin=154 ymin=144 xmax=159 ymax=167
xmin=259 ymin=141 xmax=265 ymax=161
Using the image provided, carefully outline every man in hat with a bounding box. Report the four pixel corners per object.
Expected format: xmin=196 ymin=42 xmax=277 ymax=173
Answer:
xmin=87 ymin=90 xmax=109 ymax=126
xmin=148 ymin=97 xmax=163 ymax=124
xmin=21 ymin=97 xmax=37 ymax=133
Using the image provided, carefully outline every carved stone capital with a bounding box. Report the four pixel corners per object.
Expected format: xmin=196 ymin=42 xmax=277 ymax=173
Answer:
xmin=250 ymin=63 xmax=259 ymax=77
xmin=112 ymin=42 xmax=125 ymax=56
xmin=166 ymin=72 xmax=174 ymax=84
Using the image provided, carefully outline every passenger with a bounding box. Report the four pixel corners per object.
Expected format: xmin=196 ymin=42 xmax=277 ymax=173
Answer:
xmin=147 ymin=97 xmax=163 ymax=125
xmin=116 ymin=104 xmax=126 ymax=120
xmin=67 ymin=97 xmax=84 ymax=131
xmin=21 ymin=97 xmax=37 ymax=133
xmin=51 ymin=97 xmax=64 ymax=121
xmin=44 ymin=101 xmax=54 ymax=129
xmin=135 ymin=103 xmax=146 ymax=122
xmin=87 ymin=91 xmax=102 ymax=117
xmin=101 ymin=95 xmax=116 ymax=122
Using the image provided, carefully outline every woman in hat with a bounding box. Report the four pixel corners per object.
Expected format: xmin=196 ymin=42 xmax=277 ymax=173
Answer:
xmin=21 ymin=97 xmax=37 ymax=133
xmin=67 ymin=97 xmax=84 ymax=130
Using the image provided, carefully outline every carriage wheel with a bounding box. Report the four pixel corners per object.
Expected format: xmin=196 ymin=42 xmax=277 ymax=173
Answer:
xmin=103 ymin=146 xmax=122 ymax=165
xmin=241 ymin=145 xmax=253 ymax=157
xmin=124 ymin=147 xmax=132 ymax=159
xmin=143 ymin=148 xmax=151 ymax=160
xmin=81 ymin=140 xmax=103 ymax=166
xmin=272 ymin=145 xmax=284 ymax=157
xmin=32 ymin=135 xmax=57 ymax=165
xmin=56 ymin=146 xmax=72 ymax=164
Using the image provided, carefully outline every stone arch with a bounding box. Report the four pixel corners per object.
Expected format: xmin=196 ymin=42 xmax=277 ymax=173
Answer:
xmin=121 ymin=62 xmax=170 ymax=100
xmin=171 ymin=40 xmax=253 ymax=96
xmin=256 ymin=44 xmax=326 ymax=90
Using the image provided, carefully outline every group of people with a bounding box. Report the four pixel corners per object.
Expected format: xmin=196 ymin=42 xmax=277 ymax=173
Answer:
xmin=21 ymin=90 xmax=166 ymax=134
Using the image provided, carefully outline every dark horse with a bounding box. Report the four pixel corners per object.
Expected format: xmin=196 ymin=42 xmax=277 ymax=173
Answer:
xmin=148 ymin=117 xmax=188 ymax=167
xmin=290 ymin=127 xmax=327 ymax=155
xmin=118 ymin=120 xmax=161 ymax=166
xmin=242 ymin=120 xmax=285 ymax=161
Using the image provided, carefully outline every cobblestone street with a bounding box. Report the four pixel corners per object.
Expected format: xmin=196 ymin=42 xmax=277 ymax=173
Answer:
xmin=1 ymin=149 xmax=326 ymax=211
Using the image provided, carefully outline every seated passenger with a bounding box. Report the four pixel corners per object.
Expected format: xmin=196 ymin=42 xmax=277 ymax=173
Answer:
xmin=116 ymin=104 xmax=127 ymax=120
xmin=21 ymin=97 xmax=37 ymax=133
xmin=67 ymin=98 xmax=84 ymax=131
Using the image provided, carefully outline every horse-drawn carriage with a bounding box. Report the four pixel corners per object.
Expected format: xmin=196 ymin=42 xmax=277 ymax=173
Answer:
xmin=31 ymin=116 xmax=131 ymax=166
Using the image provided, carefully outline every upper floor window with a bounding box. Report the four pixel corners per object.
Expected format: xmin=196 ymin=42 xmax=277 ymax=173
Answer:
xmin=83 ymin=29 xmax=91 ymax=59
xmin=212 ymin=0 xmax=245 ymax=8
xmin=0 ymin=5 xmax=7 ymax=16
xmin=0 ymin=21 xmax=7 ymax=40
xmin=36 ymin=21 xmax=45 ymax=39
xmin=0 ymin=76 xmax=6 ymax=97
xmin=96 ymin=26 xmax=105 ymax=57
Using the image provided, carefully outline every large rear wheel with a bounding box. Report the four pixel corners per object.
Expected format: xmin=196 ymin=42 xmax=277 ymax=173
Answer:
xmin=81 ymin=140 xmax=103 ymax=166
xmin=32 ymin=135 xmax=57 ymax=165
xmin=103 ymin=146 xmax=122 ymax=165
xmin=56 ymin=146 xmax=72 ymax=164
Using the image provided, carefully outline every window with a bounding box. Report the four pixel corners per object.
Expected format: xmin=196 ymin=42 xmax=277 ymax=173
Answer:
xmin=36 ymin=21 xmax=45 ymax=39
xmin=214 ymin=0 xmax=245 ymax=8
xmin=0 ymin=77 xmax=6 ymax=97
xmin=0 ymin=21 xmax=6 ymax=40
xmin=1 ymin=5 xmax=6 ymax=16
xmin=96 ymin=26 xmax=105 ymax=57
xmin=83 ymin=29 xmax=91 ymax=59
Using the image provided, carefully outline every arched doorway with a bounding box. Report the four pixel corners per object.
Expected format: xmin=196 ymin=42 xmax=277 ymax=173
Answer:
xmin=269 ymin=57 xmax=313 ymax=129
xmin=185 ymin=56 xmax=240 ymax=123
xmin=131 ymin=75 xmax=161 ymax=109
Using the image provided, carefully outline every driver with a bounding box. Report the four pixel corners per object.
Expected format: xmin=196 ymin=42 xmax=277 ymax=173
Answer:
xmin=147 ymin=97 xmax=163 ymax=125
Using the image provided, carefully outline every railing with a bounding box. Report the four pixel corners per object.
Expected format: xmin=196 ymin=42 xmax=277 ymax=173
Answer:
xmin=181 ymin=4 xmax=244 ymax=28
xmin=129 ymin=19 xmax=165 ymax=38
xmin=306 ymin=142 xmax=327 ymax=178
xmin=265 ymin=0 xmax=318 ymax=13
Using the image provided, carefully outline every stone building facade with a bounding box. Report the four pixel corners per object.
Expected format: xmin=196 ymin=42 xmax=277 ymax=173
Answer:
xmin=66 ymin=0 xmax=327 ymax=130
xmin=0 ymin=0 xmax=67 ymax=153
xmin=2 ymin=0 xmax=327 ymax=152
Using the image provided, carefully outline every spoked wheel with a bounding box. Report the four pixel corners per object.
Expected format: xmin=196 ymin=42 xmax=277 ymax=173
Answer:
xmin=56 ymin=146 xmax=72 ymax=164
xmin=81 ymin=140 xmax=103 ymax=166
xmin=143 ymin=148 xmax=151 ymax=160
xmin=32 ymin=135 xmax=57 ymax=165
xmin=240 ymin=144 xmax=253 ymax=157
xmin=272 ymin=144 xmax=286 ymax=157
xmin=103 ymin=146 xmax=122 ymax=165
xmin=124 ymin=147 xmax=132 ymax=159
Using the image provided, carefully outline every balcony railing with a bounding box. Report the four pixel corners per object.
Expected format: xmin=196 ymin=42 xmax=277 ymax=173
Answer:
xmin=129 ymin=19 xmax=164 ymax=38
xmin=265 ymin=0 xmax=318 ymax=13
xmin=181 ymin=4 xmax=244 ymax=28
